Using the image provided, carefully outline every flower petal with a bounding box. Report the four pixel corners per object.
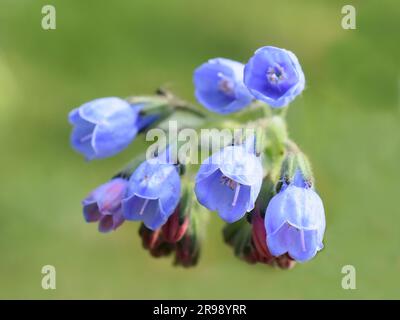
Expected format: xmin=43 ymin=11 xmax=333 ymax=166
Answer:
xmin=70 ymin=120 xmax=96 ymax=160
xmin=267 ymin=223 xmax=320 ymax=262
xmin=83 ymin=202 xmax=101 ymax=222
xmin=195 ymin=170 xmax=252 ymax=223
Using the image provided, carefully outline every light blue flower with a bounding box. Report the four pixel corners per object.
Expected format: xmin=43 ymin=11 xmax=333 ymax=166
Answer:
xmin=265 ymin=172 xmax=325 ymax=262
xmin=195 ymin=143 xmax=263 ymax=223
xmin=122 ymin=150 xmax=181 ymax=230
xmin=68 ymin=97 xmax=140 ymax=160
xmin=193 ymin=58 xmax=253 ymax=114
xmin=244 ymin=46 xmax=305 ymax=108
xmin=82 ymin=178 xmax=128 ymax=233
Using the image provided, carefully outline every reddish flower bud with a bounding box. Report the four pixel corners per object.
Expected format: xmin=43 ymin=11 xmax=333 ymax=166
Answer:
xmin=251 ymin=209 xmax=297 ymax=269
xmin=162 ymin=207 xmax=190 ymax=243
xmin=275 ymin=254 xmax=296 ymax=270
xmin=139 ymin=223 xmax=162 ymax=250
xmin=242 ymin=246 xmax=259 ymax=264
xmin=149 ymin=240 xmax=175 ymax=258
xmin=251 ymin=209 xmax=275 ymax=264
xmin=139 ymin=223 xmax=175 ymax=257
xmin=174 ymin=233 xmax=200 ymax=268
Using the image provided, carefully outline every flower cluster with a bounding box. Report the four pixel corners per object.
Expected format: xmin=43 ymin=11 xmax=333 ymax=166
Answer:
xmin=194 ymin=46 xmax=305 ymax=114
xmin=69 ymin=45 xmax=325 ymax=269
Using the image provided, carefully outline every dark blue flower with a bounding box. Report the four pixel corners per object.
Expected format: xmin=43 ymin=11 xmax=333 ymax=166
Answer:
xmin=68 ymin=97 xmax=140 ymax=160
xmin=195 ymin=143 xmax=263 ymax=223
xmin=244 ymin=46 xmax=305 ymax=108
xmin=82 ymin=178 xmax=128 ymax=233
xmin=193 ymin=58 xmax=253 ymax=114
xmin=122 ymin=150 xmax=181 ymax=230
xmin=265 ymin=172 xmax=325 ymax=262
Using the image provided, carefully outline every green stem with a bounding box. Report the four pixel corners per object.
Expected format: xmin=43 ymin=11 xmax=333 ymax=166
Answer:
xmin=173 ymin=104 xmax=208 ymax=118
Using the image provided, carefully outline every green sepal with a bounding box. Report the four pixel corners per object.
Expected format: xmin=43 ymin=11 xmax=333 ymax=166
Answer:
xmin=280 ymin=141 xmax=314 ymax=188
xmin=178 ymin=182 xmax=194 ymax=225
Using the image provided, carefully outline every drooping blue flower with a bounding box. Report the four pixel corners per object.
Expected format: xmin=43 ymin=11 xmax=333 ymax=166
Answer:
xmin=265 ymin=172 xmax=325 ymax=262
xmin=195 ymin=143 xmax=263 ymax=223
xmin=193 ymin=58 xmax=253 ymax=114
xmin=82 ymin=178 xmax=128 ymax=233
xmin=122 ymin=150 xmax=181 ymax=230
xmin=68 ymin=97 xmax=140 ymax=160
xmin=244 ymin=46 xmax=305 ymax=108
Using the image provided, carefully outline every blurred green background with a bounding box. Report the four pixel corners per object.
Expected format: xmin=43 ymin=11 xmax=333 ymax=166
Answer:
xmin=0 ymin=0 xmax=399 ymax=299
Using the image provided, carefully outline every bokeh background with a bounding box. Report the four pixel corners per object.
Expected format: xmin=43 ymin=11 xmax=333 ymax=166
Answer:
xmin=0 ymin=0 xmax=399 ymax=299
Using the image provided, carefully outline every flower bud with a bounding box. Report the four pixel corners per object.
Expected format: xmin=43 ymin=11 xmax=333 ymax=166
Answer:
xmin=275 ymin=254 xmax=296 ymax=270
xmin=223 ymin=211 xmax=297 ymax=270
xmin=138 ymin=223 xmax=174 ymax=258
xmin=138 ymin=223 xmax=161 ymax=250
xmin=174 ymin=233 xmax=200 ymax=268
xmin=162 ymin=184 xmax=192 ymax=243
xmin=242 ymin=248 xmax=259 ymax=265
xmin=174 ymin=204 xmax=206 ymax=268
xmin=162 ymin=208 xmax=189 ymax=243
xmin=251 ymin=210 xmax=297 ymax=269
xmin=251 ymin=209 xmax=274 ymax=264
xmin=149 ymin=241 xmax=175 ymax=258
xmin=222 ymin=217 xmax=253 ymax=260
xmin=82 ymin=178 xmax=128 ymax=233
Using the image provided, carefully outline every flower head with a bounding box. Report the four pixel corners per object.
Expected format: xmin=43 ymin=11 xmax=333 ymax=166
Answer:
xmin=195 ymin=143 xmax=263 ymax=223
xmin=265 ymin=172 xmax=325 ymax=262
xmin=122 ymin=150 xmax=181 ymax=230
xmin=194 ymin=58 xmax=253 ymax=114
xmin=244 ymin=46 xmax=305 ymax=108
xmin=82 ymin=178 xmax=128 ymax=233
xmin=68 ymin=97 xmax=140 ymax=160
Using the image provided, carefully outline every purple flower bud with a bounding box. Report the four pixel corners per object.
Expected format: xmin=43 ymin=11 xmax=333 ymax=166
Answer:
xmin=82 ymin=178 xmax=128 ymax=233
xmin=195 ymin=143 xmax=263 ymax=223
xmin=244 ymin=46 xmax=305 ymax=108
xmin=265 ymin=175 xmax=325 ymax=262
xmin=194 ymin=58 xmax=253 ymax=114
xmin=69 ymin=97 xmax=140 ymax=160
xmin=122 ymin=151 xmax=181 ymax=230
